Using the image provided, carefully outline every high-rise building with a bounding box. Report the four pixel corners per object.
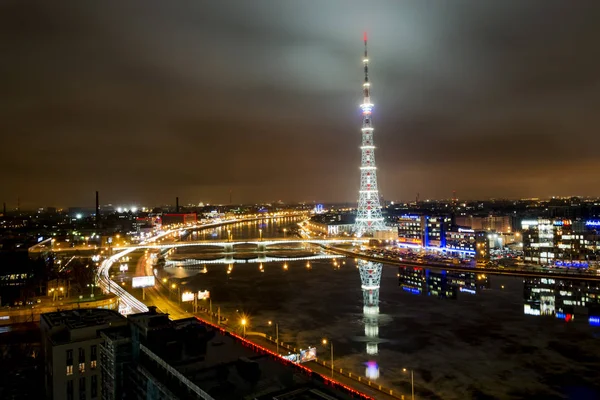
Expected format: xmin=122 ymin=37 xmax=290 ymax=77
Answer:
xmin=40 ymin=309 xmax=127 ymax=400
xmin=354 ymin=33 xmax=386 ymax=237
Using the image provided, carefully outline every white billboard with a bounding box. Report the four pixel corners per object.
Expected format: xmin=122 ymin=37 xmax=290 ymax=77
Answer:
xmin=198 ymin=290 xmax=210 ymax=300
xmin=181 ymin=291 xmax=195 ymax=302
xmin=132 ymin=276 xmax=155 ymax=288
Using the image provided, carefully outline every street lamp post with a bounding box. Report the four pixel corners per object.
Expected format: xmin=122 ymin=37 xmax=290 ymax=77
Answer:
xmin=268 ymin=321 xmax=279 ymax=354
xmin=322 ymin=339 xmax=333 ymax=377
xmin=241 ymin=318 xmax=247 ymax=337
xmin=403 ymin=368 xmax=415 ymax=400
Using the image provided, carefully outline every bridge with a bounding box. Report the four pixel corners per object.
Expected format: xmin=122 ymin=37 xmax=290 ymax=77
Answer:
xmin=122 ymin=238 xmax=367 ymax=252
xmin=165 ymin=253 xmax=341 ymax=267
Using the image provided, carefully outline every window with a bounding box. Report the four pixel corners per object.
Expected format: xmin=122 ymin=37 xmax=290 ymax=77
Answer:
xmin=79 ymin=377 xmax=86 ymax=400
xmin=79 ymin=347 xmax=85 ymax=373
xmin=90 ymin=345 xmax=97 ymax=369
xmin=67 ymin=380 xmax=74 ymax=400
xmin=91 ymin=375 xmax=97 ymax=398
xmin=67 ymin=349 xmax=74 ymax=375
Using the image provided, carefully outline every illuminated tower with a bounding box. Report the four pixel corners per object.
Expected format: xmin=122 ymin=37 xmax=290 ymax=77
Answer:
xmin=359 ymin=260 xmax=382 ymax=355
xmin=355 ymin=33 xmax=386 ymax=236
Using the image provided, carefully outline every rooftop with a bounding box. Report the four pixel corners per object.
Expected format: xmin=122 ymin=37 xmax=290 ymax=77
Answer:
xmin=41 ymin=308 xmax=126 ymax=345
xmin=42 ymin=308 xmax=124 ymax=330
xmin=170 ymin=320 xmax=358 ymax=400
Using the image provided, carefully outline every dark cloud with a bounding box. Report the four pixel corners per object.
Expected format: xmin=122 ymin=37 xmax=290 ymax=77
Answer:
xmin=1 ymin=1 xmax=599 ymax=208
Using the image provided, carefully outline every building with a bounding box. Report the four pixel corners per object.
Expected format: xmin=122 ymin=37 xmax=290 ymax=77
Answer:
xmin=45 ymin=307 xmax=368 ymax=400
xmin=475 ymin=231 xmax=490 ymax=264
xmin=445 ymin=227 xmax=477 ymax=254
xmin=522 ymin=218 xmax=600 ymax=266
xmin=424 ymin=215 xmax=452 ymax=248
xmin=307 ymin=213 xmax=354 ymax=236
xmin=161 ymin=213 xmax=197 ymax=227
xmin=395 ymin=214 xmax=452 ymax=248
xmin=40 ymin=309 xmax=127 ymax=400
xmin=454 ymin=215 xmax=513 ymax=233
xmin=396 ymin=215 xmax=423 ymax=246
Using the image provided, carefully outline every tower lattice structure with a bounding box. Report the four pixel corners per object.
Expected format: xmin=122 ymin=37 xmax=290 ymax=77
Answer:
xmin=358 ymin=260 xmax=382 ymax=355
xmin=354 ymin=33 xmax=386 ymax=237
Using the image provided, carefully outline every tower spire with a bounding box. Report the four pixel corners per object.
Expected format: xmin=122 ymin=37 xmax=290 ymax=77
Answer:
xmin=354 ymin=33 xmax=386 ymax=237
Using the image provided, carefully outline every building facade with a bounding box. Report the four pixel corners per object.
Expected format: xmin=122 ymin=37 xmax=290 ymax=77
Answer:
xmin=41 ymin=309 xmax=127 ymax=400
xmin=522 ymin=218 xmax=600 ymax=266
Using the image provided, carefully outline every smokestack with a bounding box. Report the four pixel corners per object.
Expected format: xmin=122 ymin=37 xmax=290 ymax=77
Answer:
xmin=176 ymin=197 xmax=179 ymax=213
xmin=95 ymin=191 xmax=100 ymax=225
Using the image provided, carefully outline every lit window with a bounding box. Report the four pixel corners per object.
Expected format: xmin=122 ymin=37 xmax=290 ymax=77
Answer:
xmin=79 ymin=363 xmax=85 ymax=373
xmin=67 ymin=365 xmax=73 ymax=375
xmin=90 ymin=360 xmax=97 ymax=369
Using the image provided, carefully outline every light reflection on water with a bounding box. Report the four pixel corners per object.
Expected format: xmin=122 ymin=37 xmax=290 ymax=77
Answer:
xmin=162 ymin=218 xmax=600 ymax=399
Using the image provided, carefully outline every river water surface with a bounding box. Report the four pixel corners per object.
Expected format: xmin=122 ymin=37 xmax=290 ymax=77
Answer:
xmin=161 ymin=218 xmax=600 ymax=400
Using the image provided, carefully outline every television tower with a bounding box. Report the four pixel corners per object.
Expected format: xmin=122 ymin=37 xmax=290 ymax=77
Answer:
xmin=354 ymin=32 xmax=386 ymax=236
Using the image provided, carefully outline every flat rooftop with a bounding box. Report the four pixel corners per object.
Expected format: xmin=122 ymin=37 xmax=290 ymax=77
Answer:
xmin=41 ymin=308 xmax=126 ymax=345
xmin=42 ymin=308 xmax=124 ymax=330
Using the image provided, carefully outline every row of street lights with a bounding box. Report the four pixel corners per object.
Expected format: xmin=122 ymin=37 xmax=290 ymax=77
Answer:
xmin=227 ymin=228 xmax=265 ymax=242
xmin=156 ymin=283 xmax=416 ymax=399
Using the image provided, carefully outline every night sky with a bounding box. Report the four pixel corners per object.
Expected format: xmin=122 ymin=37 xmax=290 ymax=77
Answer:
xmin=2 ymin=1 xmax=600 ymax=208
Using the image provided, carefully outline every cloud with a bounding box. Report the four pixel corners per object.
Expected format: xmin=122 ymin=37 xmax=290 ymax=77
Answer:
xmin=1 ymin=1 xmax=599 ymax=207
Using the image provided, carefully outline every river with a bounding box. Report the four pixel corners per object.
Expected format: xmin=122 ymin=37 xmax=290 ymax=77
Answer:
xmin=160 ymin=217 xmax=600 ymax=399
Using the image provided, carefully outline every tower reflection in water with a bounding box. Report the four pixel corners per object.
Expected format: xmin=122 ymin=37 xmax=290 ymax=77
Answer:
xmin=358 ymin=260 xmax=382 ymax=379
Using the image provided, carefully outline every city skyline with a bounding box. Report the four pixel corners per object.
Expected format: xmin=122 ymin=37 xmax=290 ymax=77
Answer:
xmin=2 ymin=2 xmax=600 ymax=208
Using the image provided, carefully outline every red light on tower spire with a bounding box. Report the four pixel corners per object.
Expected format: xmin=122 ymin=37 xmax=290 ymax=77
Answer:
xmin=363 ymin=31 xmax=368 ymax=43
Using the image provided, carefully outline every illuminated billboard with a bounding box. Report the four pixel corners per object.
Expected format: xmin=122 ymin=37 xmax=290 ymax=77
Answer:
xmin=132 ymin=276 xmax=155 ymax=288
xmin=197 ymin=290 xmax=210 ymax=300
xmin=300 ymin=347 xmax=317 ymax=363
xmin=281 ymin=347 xmax=317 ymax=364
xmin=181 ymin=291 xmax=194 ymax=302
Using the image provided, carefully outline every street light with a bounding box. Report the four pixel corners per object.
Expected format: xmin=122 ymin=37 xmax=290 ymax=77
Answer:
xmin=268 ymin=320 xmax=279 ymax=354
xmin=241 ymin=318 xmax=247 ymax=337
xmin=322 ymin=339 xmax=333 ymax=377
xmin=403 ymin=368 xmax=415 ymax=400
